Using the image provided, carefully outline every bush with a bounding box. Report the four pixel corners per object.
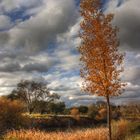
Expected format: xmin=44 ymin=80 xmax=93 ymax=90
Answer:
xmin=78 ymin=106 xmax=88 ymax=114
xmin=0 ymin=97 xmax=29 ymax=133
xmin=112 ymin=119 xmax=130 ymax=140
xmin=88 ymin=104 xmax=98 ymax=118
xmin=96 ymin=108 xmax=107 ymax=121
xmin=70 ymin=108 xmax=80 ymax=120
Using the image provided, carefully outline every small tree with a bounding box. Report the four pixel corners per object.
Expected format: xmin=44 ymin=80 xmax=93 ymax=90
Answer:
xmin=79 ymin=0 xmax=126 ymax=139
xmin=10 ymin=80 xmax=59 ymax=114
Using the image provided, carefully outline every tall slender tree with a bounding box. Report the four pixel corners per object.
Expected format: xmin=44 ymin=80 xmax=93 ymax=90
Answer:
xmin=79 ymin=0 xmax=126 ymax=139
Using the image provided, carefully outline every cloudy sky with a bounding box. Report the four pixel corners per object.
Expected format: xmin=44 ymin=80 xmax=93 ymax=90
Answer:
xmin=0 ymin=0 xmax=139 ymax=106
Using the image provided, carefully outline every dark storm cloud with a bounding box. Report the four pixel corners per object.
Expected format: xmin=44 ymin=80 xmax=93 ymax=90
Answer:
xmin=0 ymin=60 xmax=55 ymax=73
xmin=115 ymin=10 xmax=140 ymax=51
xmin=108 ymin=0 xmax=140 ymax=52
xmin=0 ymin=62 xmax=21 ymax=72
xmin=22 ymin=63 xmax=48 ymax=72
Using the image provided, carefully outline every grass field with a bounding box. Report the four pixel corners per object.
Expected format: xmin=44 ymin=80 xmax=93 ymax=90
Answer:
xmin=3 ymin=120 xmax=140 ymax=140
xmin=3 ymin=128 xmax=108 ymax=140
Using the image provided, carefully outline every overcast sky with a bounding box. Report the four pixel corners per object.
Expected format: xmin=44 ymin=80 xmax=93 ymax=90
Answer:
xmin=0 ymin=0 xmax=139 ymax=106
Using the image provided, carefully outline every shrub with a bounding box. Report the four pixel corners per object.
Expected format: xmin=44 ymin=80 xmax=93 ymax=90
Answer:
xmin=96 ymin=108 xmax=107 ymax=121
xmin=70 ymin=108 xmax=80 ymax=120
xmin=78 ymin=106 xmax=88 ymax=114
xmin=88 ymin=104 xmax=98 ymax=118
xmin=112 ymin=119 xmax=130 ymax=140
xmin=0 ymin=97 xmax=29 ymax=133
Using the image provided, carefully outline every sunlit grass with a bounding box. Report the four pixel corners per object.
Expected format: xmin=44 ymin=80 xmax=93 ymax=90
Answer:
xmin=3 ymin=119 xmax=139 ymax=140
xmin=4 ymin=128 xmax=108 ymax=140
xmin=23 ymin=113 xmax=50 ymax=119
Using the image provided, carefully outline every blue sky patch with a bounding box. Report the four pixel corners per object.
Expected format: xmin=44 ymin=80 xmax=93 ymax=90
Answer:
xmin=5 ymin=8 xmax=30 ymax=23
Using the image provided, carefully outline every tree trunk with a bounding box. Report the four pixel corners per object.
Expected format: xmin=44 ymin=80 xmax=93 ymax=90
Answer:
xmin=107 ymin=95 xmax=112 ymax=140
xmin=29 ymin=108 xmax=34 ymax=114
xmin=28 ymin=106 xmax=33 ymax=114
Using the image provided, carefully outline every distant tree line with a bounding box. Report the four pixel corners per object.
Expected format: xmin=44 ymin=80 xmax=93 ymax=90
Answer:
xmin=3 ymin=80 xmax=139 ymax=122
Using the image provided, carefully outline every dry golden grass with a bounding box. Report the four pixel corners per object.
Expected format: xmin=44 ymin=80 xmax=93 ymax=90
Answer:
xmin=4 ymin=128 xmax=108 ymax=140
xmin=112 ymin=119 xmax=130 ymax=140
xmin=3 ymin=119 xmax=131 ymax=140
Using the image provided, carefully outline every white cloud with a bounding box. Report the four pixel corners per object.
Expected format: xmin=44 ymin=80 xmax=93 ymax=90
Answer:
xmin=123 ymin=66 xmax=140 ymax=83
xmin=126 ymin=82 xmax=140 ymax=91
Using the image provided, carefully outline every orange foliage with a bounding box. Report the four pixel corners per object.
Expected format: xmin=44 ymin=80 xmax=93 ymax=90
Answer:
xmin=70 ymin=108 xmax=80 ymax=120
xmin=79 ymin=0 xmax=126 ymax=97
xmin=96 ymin=108 xmax=107 ymax=120
xmin=0 ymin=97 xmax=28 ymax=132
xmin=79 ymin=1 xmax=126 ymax=139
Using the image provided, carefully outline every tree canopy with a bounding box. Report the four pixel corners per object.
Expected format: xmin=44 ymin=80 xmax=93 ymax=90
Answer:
xmin=8 ymin=80 xmax=59 ymax=113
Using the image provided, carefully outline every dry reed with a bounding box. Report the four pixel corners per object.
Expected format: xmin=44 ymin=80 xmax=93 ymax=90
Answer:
xmin=4 ymin=119 xmax=130 ymax=140
xmin=4 ymin=128 xmax=108 ymax=140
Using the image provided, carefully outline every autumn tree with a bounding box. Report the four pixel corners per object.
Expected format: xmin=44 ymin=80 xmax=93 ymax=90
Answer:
xmin=79 ymin=0 xmax=125 ymax=140
xmin=10 ymin=80 xmax=59 ymax=114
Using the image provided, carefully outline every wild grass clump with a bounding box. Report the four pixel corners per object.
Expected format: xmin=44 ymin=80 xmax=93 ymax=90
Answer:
xmin=112 ymin=119 xmax=130 ymax=140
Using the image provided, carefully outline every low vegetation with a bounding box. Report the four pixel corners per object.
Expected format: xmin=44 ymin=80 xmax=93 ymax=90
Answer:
xmin=2 ymin=120 xmax=140 ymax=140
xmin=3 ymin=128 xmax=107 ymax=140
xmin=0 ymin=97 xmax=29 ymax=133
xmin=0 ymin=83 xmax=139 ymax=139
